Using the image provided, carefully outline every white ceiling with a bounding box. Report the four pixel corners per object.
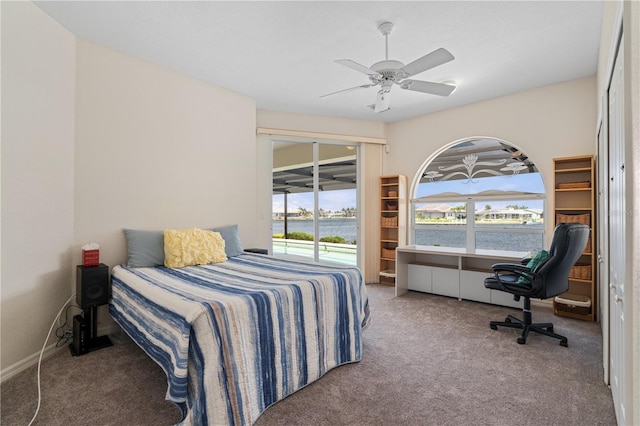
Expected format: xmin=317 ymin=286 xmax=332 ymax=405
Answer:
xmin=35 ymin=1 xmax=604 ymax=123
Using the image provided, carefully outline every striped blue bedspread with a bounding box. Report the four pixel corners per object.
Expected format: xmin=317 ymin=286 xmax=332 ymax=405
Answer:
xmin=109 ymin=254 xmax=370 ymax=425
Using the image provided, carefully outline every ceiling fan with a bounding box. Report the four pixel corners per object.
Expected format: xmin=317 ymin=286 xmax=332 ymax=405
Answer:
xmin=321 ymin=22 xmax=456 ymax=113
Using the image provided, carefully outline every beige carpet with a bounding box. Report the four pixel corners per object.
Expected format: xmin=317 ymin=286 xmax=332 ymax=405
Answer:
xmin=1 ymin=284 xmax=616 ymax=425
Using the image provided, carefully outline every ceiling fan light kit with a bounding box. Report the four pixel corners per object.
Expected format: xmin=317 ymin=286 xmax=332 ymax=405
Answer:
xmin=322 ymin=21 xmax=456 ymax=113
xmin=368 ymin=89 xmax=391 ymax=113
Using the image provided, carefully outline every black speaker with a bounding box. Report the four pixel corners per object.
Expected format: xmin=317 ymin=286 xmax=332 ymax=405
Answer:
xmin=76 ymin=264 xmax=110 ymax=309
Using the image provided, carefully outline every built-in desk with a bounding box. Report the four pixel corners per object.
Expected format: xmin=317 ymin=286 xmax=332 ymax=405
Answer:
xmin=396 ymin=245 xmax=529 ymax=309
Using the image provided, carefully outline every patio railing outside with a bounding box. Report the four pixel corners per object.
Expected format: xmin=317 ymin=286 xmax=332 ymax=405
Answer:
xmin=272 ymin=239 xmax=357 ymax=266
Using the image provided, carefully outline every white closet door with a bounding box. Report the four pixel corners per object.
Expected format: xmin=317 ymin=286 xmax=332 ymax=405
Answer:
xmin=608 ymin=38 xmax=627 ymax=426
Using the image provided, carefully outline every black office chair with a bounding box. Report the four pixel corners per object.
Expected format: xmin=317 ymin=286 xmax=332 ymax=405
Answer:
xmin=484 ymin=223 xmax=590 ymax=346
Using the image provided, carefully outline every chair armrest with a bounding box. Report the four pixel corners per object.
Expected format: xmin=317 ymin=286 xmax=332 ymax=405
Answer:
xmin=490 ymin=263 xmax=540 ymax=295
xmin=491 ymin=263 xmax=530 ymax=274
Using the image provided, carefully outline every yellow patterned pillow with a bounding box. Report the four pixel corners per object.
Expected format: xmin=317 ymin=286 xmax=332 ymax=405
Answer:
xmin=163 ymin=228 xmax=227 ymax=268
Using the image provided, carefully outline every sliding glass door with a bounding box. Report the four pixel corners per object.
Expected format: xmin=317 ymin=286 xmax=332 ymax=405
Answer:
xmin=272 ymin=139 xmax=358 ymax=265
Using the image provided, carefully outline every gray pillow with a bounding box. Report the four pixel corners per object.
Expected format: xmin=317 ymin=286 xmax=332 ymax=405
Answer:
xmin=123 ymin=229 xmax=165 ymax=268
xmin=212 ymin=224 xmax=244 ymax=257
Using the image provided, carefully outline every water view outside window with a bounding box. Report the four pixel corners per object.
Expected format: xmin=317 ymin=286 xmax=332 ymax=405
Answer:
xmin=272 ymin=189 xmax=357 ymax=241
xmin=272 ymin=189 xmax=357 ymax=265
xmin=475 ymin=227 xmax=544 ymax=252
xmin=415 ymin=203 xmax=466 ymax=248
xmin=474 ymin=201 xmax=544 ymax=252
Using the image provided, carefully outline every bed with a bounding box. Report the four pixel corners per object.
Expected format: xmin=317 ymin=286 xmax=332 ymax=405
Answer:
xmin=109 ymin=251 xmax=370 ymax=425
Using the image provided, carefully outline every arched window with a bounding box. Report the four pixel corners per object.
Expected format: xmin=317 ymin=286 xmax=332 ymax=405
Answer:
xmin=411 ymin=137 xmax=545 ymax=253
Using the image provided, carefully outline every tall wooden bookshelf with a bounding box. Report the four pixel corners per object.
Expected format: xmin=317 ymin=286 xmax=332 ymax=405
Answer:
xmin=379 ymin=175 xmax=407 ymax=285
xmin=552 ymin=155 xmax=596 ymax=321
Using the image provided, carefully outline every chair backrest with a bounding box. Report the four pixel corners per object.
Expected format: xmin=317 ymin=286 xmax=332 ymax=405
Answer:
xmin=532 ymin=223 xmax=590 ymax=299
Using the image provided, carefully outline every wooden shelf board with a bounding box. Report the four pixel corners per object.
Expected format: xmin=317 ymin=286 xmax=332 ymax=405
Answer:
xmin=555 ymin=188 xmax=592 ymax=192
xmin=554 ymin=167 xmax=592 ymax=173
xmin=568 ymin=277 xmax=593 ymax=284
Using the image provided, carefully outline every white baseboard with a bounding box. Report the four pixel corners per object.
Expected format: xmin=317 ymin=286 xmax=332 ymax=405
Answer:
xmin=0 ymin=342 xmax=65 ymax=384
xmin=0 ymin=323 xmax=121 ymax=384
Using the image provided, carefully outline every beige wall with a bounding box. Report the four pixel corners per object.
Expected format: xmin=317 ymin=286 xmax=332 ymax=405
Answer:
xmin=385 ymin=76 xmax=597 ymax=241
xmin=74 ymin=39 xmax=257 ymax=268
xmin=1 ymin=2 xmax=76 ymax=373
xmin=1 ymin=3 xmax=258 ymax=376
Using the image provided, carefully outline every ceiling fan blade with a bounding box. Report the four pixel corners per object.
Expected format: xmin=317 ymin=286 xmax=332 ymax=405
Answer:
xmin=400 ymin=48 xmax=455 ymax=78
xmin=335 ymin=59 xmax=381 ymax=77
xmin=400 ymin=79 xmax=456 ymax=97
xmin=320 ymin=83 xmax=375 ymax=98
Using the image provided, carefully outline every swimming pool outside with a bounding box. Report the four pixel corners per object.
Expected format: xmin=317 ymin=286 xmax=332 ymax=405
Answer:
xmin=272 ymin=239 xmax=357 ymax=266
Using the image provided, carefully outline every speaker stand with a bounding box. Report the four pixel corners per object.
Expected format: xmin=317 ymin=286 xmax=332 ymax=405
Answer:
xmin=86 ymin=305 xmax=113 ymax=352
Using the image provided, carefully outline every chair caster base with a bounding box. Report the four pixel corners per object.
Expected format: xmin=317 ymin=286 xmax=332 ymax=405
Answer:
xmin=488 ymin=316 xmax=568 ymax=347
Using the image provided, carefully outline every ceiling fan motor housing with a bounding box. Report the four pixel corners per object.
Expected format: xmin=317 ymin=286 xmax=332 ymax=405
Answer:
xmin=370 ymin=60 xmax=406 ymax=84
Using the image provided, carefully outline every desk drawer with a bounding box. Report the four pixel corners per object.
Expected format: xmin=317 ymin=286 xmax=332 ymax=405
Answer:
xmin=460 ymin=270 xmax=491 ymax=303
xmin=431 ymin=267 xmax=459 ymax=298
xmin=408 ymin=264 xmax=432 ymax=293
